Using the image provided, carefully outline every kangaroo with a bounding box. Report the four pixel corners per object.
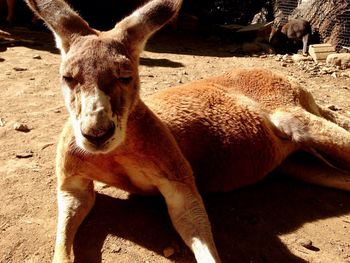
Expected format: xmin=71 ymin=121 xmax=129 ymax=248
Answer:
xmin=25 ymin=0 xmax=350 ymax=262
xmin=269 ymin=19 xmax=312 ymax=55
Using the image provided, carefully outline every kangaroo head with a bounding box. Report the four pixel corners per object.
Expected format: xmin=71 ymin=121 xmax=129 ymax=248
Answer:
xmin=26 ymin=0 xmax=182 ymax=153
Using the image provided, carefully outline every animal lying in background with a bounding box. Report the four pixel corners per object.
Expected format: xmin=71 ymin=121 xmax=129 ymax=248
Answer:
xmin=26 ymin=0 xmax=350 ymax=262
xmin=270 ymin=19 xmax=312 ymax=55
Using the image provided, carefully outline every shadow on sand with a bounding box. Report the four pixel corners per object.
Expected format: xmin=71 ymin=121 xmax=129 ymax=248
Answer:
xmin=1 ymin=27 xmax=235 ymax=59
xmin=73 ymin=175 xmax=350 ymax=263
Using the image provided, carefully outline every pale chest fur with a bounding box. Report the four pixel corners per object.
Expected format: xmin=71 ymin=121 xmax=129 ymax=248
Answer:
xmin=59 ymin=122 xmax=164 ymax=195
xmin=73 ymin=152 xmax=161 ymax=195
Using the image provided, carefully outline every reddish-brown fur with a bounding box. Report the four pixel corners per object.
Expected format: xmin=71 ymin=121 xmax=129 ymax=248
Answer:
xmin=270 ymin=19 xmax=311 ymax=55
xmin=26 ymin=1 xmax=350 ymax=263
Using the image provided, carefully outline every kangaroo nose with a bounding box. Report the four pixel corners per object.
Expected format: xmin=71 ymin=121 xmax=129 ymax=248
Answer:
xmin=81 ymin=122 xmax=115 ymax=146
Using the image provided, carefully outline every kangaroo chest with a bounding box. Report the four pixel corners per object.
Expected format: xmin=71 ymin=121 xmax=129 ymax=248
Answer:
xmin=78 ymin=153 xmax=161 ymax=195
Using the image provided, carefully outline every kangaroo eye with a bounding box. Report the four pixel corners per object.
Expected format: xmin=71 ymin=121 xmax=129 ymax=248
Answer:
xmin=62 ymin=76 xmax=78 ymax=88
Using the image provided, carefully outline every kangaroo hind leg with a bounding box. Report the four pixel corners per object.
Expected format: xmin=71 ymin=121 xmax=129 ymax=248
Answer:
xmin=318 ymin=106 xmax=350 ymax=132
xmin=278 ymin=152 xmax=350 ymax=192
xmin=271 ymin=108 xmax=350 ymax=174
xmin=296 ymin=87 xmax=350 ymax=132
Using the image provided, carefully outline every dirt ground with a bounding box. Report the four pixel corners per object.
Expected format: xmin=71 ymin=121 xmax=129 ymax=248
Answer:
xmin=1 ymin=27 xmax=350 ymax=263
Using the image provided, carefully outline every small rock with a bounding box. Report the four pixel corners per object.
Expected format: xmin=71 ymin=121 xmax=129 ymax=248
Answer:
xmin=297 ymin=238 xmax=320 ymax=251
xmin=33 ymin=54 xmax=42 ymax=59
xmin=332 ymin=72 xmax=338 ymax=78
xmin=111 ymin=246 xmax=121 ymax=253
xmin=326 ymin=53 xmax=350 ymax=69
xmin=16 ymin=151 xmax=34 ymax=159
xmin=308 ymin=66 xmax=318 ymax=71
xmin=327 ymin=104 xmax=342 ymax=111
xmin=14 ymin=122 xmax=30 ymax=132
xmin=0 ymin=118 xmax=4 ymax=127
xmin=340 ymin=72 xmax=350 ymax=78
xmin=292 ymin=54 xmax=312 ymax=63
xmin=0 ymin=222 xmax=9 ymax=231
xmin=13 ymin=67 xmax=28 ymax=72
xmin=163 ymin=246 xmax=175 ymax=258
xmin=30 ymin=77 xmax=35 ymax=80
xmin=281 ymin=62 xmax=287 ymax=67
xmin=298 ymin=238 xmax=313 ymax=249
xmin=260 ymin=54 xmax=267 ymax=58
xmin=282 ymin=54 xmax=290 ymax=61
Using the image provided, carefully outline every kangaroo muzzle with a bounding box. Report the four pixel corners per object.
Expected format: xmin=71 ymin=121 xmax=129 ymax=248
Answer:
xmin=80 ymin=109 xmax=115 ymax=146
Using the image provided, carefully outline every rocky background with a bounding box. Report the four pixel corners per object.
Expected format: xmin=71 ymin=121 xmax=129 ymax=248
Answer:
xmin=292 ymin=0 xmax=350 ymax=51
xmin=1 ymin=0 xmax=349 ymax=50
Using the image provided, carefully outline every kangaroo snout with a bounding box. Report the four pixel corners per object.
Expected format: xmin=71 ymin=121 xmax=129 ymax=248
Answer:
xmin=80 ymin=108 xmax=115 ymax=146
xmin=81 ymin=121 xmax=115 ymax=146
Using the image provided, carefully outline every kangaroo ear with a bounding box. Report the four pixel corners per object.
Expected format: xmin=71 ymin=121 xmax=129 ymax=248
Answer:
xmin=25 ymin=0 xmax=96 ymax=53
xmin=108 ymin=0 xmax=182 ymax=55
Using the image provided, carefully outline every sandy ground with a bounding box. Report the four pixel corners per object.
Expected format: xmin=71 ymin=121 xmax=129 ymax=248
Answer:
xmin=1 ymin=27 xmax=350 ymax=263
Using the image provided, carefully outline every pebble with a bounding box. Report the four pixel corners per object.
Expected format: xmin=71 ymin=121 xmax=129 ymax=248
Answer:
xmin=295 ymin=59 xmax=348 ymax=77
xmin=298 ymin=238 xmax=313 ymax=249
xmin=163 ymin=246 xmax=175 ymax=258
xmin=14 ymin=122 xmax=30 ymax=132
xmin=15 ymin=150 xmax=34 ymax=159
xmin=282 ymin=54 xmax=290 ymax=61
xmin=111 ymin=246 xmax=121 ymax=253
xmin=13 ymin=67 xmax=28 ymax=72
xmin=0 ymin=118 xmax=4 ymax=127
xmin=292 ymin=54 xmax=312 ymax=62
xmin=327 ymin=104 xmax=342 ymax=111
xmin=275 ymin=57 xmax=282 ymax=61
xmin=33 ymin=54 xmax=42 ymax=59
